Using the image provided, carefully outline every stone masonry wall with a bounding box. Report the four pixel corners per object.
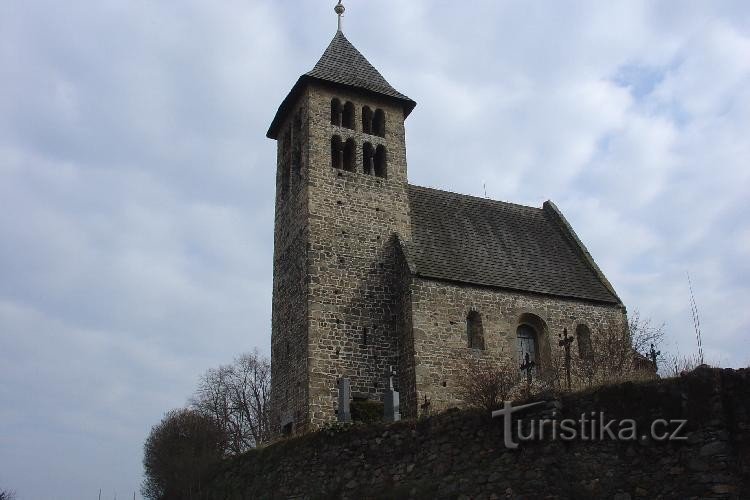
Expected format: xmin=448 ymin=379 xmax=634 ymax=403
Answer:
xmin=304 ymin=83 xmax=412 ymax=429
xmin=270 ymin=92 xmax=311 ymax=434
xmin=205 ymin=367 xmax=750 ymax=499
xmin=407 ymin=277 xmax=627 ymax=417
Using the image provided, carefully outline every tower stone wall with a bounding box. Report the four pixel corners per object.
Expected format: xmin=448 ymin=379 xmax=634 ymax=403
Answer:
xmin=270 ymin=81 xmax=414 ymax=432
xmin=270 ymin=91 xmax=311 ymax=434
xmin=305 ymin=84 xmax=412 ymax=429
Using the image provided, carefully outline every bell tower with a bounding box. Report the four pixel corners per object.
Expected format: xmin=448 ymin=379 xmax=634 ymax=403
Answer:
xmin=267 ymin=2 xmax=416 ymax=434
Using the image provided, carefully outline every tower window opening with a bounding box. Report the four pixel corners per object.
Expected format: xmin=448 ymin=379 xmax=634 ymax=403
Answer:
xmin=343 ymin=138 xmax=356 ymax=172
xmin=373 ymin=109 xmax=385 ymax=137
xmin=331 ymin=98 xmax=342 ymax=126
xmin=331 ymin=135 xmax=343 ymax=169
xmin=362 ymin=106 xmax=373 ymax=134
xmin=467 ymin=310 xmax=485 ymax=350
xmin=374 ymin=145 xmax=387 ymax=178
xmin=342 ymin=101 xmax=355 ymax=129
xmin=362 ymin=142 xmax=375 ymax=175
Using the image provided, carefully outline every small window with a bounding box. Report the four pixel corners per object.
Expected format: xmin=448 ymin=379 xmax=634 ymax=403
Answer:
xmin=331 ymin=98 xmax=342 ymax=126
xmin=342 ymin=102 xmax=355 ymax=129
xmin=362 ymin=106 xmax=373 ymax=134
xmin=467 ymin=310 xmax=485 ymax=349
xmin=343 ymin=138 xmax=356 ymax=172
xmin=362 ymin=142 xmax=375 ymax=175
xmin=576 ymin=324 xmax=592 ymax=361
xmin=516 ymin=324 xmax=538 ymax=371
xmin=331 ymin=135 xmax=343 ymax=169
xmin=373 ymin=109 xmax=385 ymax=137
xmin=374 ymin=145 xmax=387 ymax=178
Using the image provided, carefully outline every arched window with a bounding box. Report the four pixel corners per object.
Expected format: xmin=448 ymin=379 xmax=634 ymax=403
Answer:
xmin=331 ymin=98 xmax=342 ymax=126
xmin=516 ymin=324 xmax=538 ymax=371
xmin=373 ymin=109 xmax=385 ymax=137
xmin=342 ymin=102 xmax=355 ymax=129
xmin=576 ymin=324 xmax=593 ymax=361
xmin=362 ymin=142 xmax=375 ymax=175
xmin=467 ymin=310 xmax=485 ymax=349
xmin=374 ymin=145 xmax=387 ymax=178
xmin=343 ymin=138 xmax=356 ymax=172
xmin=362 ymin=106 xmax=373 ymax=134
xmin=331 ymin=135 xmax=343 ymax=169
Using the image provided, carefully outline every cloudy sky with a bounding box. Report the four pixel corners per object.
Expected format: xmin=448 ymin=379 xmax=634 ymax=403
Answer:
xmin=1 ymin=0 xmax=749 ymax=498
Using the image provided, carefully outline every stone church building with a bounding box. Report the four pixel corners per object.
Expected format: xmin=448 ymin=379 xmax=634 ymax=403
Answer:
xmin=267 ymin=10 xmax=627 ymax=435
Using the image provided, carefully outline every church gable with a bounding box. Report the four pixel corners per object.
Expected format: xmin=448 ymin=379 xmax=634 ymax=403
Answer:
xmin=406 ymin=185 xmax=620 ymax=304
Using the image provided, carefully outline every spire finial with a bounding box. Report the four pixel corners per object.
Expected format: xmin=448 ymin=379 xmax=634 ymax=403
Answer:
xmin=334 ymin=1 xmax=345 ymax=32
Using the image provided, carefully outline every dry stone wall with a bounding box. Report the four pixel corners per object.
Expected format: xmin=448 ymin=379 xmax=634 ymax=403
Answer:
xmin=205 ymin=367 xmax=750 ymax=499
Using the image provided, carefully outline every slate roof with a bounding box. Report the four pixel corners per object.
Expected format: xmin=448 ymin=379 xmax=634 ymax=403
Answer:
xmin=268 ymin=31 xmax=416 ymax=139
xmin=306 ymin=31 xmax=413 ymax=103
xmin=406 ymin=185 xmax=621 ymax=304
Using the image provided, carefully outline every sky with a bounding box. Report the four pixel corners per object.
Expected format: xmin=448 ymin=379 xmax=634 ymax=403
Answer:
xmin=1 ymin=1 xmax=749 ymax=498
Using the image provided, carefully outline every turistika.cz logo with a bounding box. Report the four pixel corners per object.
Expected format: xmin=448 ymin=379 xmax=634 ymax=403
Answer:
xmin=491 ymin=401 xmax=688 ymax=449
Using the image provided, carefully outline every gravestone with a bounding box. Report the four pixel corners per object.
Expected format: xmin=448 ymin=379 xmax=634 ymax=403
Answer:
xmin=384 ymin=366 xmax=400 ymax=422
xmin=337 ymin=377 xmax=351 ymax=423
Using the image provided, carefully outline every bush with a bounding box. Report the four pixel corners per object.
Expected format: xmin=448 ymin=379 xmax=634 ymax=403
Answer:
xmin=455 ymin=357 xmax=521 ymax=411
xmin=351 ymin=399 xmax=384 ymax=423
xmin=141 ymin=408 xmax=227 ymax=500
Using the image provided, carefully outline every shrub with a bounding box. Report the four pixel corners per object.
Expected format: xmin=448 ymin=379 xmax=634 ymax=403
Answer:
xmin=455 ymin=357 xmax=521 ymax=411
xmin=141 ymin=408 xmax=227 ymax=500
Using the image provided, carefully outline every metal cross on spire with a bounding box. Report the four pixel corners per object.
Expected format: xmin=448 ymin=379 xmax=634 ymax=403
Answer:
xmin=334 ymin=1 xmax=345 ymax=32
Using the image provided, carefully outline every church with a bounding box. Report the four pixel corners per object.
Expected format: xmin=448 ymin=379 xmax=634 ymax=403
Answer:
xmin=267 ymin=3 xmax=627 ymax=435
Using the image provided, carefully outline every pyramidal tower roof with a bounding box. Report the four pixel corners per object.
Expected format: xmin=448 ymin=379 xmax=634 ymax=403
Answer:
xmin=306 ymin=31 xmax=412 ymax=103
xmin=267 ymin=26 xmax=416 ymax=139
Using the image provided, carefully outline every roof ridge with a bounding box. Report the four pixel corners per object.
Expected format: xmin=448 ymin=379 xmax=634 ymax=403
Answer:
xmin=408 ymin=184 xmax=543 ymax=212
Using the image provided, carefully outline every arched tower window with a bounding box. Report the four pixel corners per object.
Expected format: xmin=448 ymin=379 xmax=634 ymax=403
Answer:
xmin=576 ymin=324 xmax=593 ymax=361
xmin=362 ymin=142 xmax=375 ymax=175
xmin=331 ymin=135 xmax=343 ymax=169
xmin=342 ymin=102 xmax=355 ymax=129
xmin=373 ymin=109 xmax=385 ymax=137
xmin=467 ymin=310 xmax=485 ymax=349
xmin=374 ymin=145 xmax=387 ymax=178
xmin=331 ymin=98 xmax=342 ymax=126
xmin=362 ymin=106 xmax=373 ymax=134
xmin=516 ymin=324 xmax=538 ymax=371
xmin=343 ymin=138 xmax=356 ymax=172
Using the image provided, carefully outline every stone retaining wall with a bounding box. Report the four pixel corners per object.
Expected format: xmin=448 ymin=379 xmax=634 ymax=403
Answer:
xmin=205 ymin=367 xmax=749 ymax=499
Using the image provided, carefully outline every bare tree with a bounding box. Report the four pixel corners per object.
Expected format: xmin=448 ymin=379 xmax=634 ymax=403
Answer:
xmin=555 ymin=311 xmax=663 ymax=390
xmin=191 ymin=350 xmax=271 ymax=452
xmin=0 ymin=489 xmax=17 ymax=500
xmin=627 ymin=310 xmax=665 ymax=359
xmin=664 ymin=352 xmax=704 ymax=377
xmin=455 ymin=357 xmax=521 ymax=411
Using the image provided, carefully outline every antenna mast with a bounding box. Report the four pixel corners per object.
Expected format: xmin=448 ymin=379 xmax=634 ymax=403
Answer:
xmin=687 ymin=271 xmax=704 ymax=364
